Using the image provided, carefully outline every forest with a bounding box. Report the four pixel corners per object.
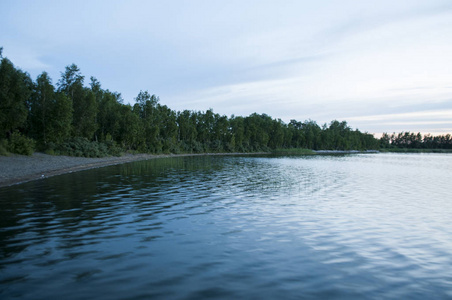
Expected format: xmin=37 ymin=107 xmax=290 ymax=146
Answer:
xmin=380 ymin=132 xmax=452 ymax=151
xmin=0 ymin=48 xmax=450 ymax=157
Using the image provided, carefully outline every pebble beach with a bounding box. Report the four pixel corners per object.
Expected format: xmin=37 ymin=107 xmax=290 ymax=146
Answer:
xmin=0 ymin=153 xmax=160 ymax=188
xmin=0 ymin=152 xmax=266 ymax=188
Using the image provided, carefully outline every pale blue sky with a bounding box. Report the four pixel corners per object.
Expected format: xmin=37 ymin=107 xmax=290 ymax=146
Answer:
xmin=1 ymin=0 xmax=451 ymax=135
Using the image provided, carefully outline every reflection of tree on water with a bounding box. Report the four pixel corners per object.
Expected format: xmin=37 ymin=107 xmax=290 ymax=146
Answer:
xmin=1 ymin=154 xmax=452 ymax=299
xmin=0 ymin=156 xmax=218 ymax=259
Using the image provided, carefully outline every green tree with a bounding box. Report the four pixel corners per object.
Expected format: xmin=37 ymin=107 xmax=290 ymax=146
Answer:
xmin=0 ymin=57 xmax=32 ymax=137
xmin=30 ymin=72 xmax=56 ymax=145
xmin=288 ymin=120 xmax=305 ymax=148
xmin=76 ymin=89 xmax=98 ymax=139
xmin=326 ymin=120 xmax=351 ymax=150
xmin=158 ymin=104 xmax=178 ymax=153
xmin=243 ymin=114 xmax=272 ymax=151
xmin=58 ymin=64 xmax=97 ymax=139
xmin=177 ymin=110 xmax=198 ymax=152
xmin=96 ymin=90 xmax=122 ymax=142
xmin=134 ymin=90 xmax=161 ymax=152
xmin=302 ymin=120 xmax=321 ymax=150
xmin=380 ymin=133 xmax=391 ymax=148
xmin=118 ymin=104 xmax=143 ymax=150
xmin=49 ymin=92 xmax=72 ymax=144
xmin=57 ymin=64 xmax=84 ymax=100
xmin=268 ymin=118 xmax=285 ymax=149
xmin=211 ymin=113 xmax=229 ymax=152
xmin=230 ymin=115 xmax=245 ymax=152
xmin=29 ymin=72 xmax=72 ymax=145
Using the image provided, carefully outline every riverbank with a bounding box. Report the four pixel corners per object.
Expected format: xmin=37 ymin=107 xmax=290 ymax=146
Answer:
xmin=0 ymin=153 xmax=152 ymax=187
xmin=0 ymin=149 xmax=386 ymax=188
xmin=0 ymin=152 xmax=270 ymax=188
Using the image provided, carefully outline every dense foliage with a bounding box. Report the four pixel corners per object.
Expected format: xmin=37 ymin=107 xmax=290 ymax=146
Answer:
xmin=380 ymin=132 xmax=452 ymax=150
xmin=1 ymin=49 xmax=447 ymax=156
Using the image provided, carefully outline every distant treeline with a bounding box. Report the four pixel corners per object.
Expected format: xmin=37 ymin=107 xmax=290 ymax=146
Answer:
xmin=0 ymin=49 xmax=448 ymax=156
xmin=380 ymin=132 xmax=452 ymax=150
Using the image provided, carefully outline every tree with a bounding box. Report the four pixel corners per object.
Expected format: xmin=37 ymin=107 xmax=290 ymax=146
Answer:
xmin=380 ymin=133 xmax=391 ymax=148
xmin=57 ymin=64 xmax=97 ymax=139
xmin=29 ymin=72 xmax=55 ymax=144
xmin=49 ymin=92 xmax=72 ymax=144
xmin=89 ymin=76 xmax=102 ymax=100
xmin=230 ymin=115 xmax=245 ymax=152
xmin=177 ymin=110 xmax=198 ymax=152
xmin=158 ymin=104 xmax=178 ymax=153
xmin=29 ymin=71 xmax=73 ymax=146
xmin=196 ymin=109 xmax=215 ymax=151
xmin=135 ymin=90 xmax=158 ymax=119
xmin=268 ymin=119 xmax=285 ymax=149
xmin=96 ymin=90 xmax=122 ymax=142
xmin=118 ymin=104 xmax=143 ymax=151
xmin=57 ymin=64 xmax=84 ymax=99
xmin=302 ymin=120 xmax=321 ymax=150
xmin=288 ymin=120 xmax=304 ymax=148
xmin=325 ymin=120 xmax=351 ymax=150
xmin=0 ymin=57 xmax=32 ymax=137
xmin=244 ymin=113 xmax=271 ymax=151
xmin=75 ymin=89 xmax=98 ymax=139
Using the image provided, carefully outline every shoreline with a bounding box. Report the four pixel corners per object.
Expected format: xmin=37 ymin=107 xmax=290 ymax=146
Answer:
xmin=0 ymin=152 xmax=267 ymax=188
xmin=0 ymin=150 xmax=385 ymax=188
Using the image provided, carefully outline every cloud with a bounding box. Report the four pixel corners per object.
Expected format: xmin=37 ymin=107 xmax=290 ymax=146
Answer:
xmin=1 ymin=0 xmax=451 ymax=135
xmin=341 ymin=109 xmax=452 ymax=135
xmin=346 ymin=110 xmax=452 ymax=122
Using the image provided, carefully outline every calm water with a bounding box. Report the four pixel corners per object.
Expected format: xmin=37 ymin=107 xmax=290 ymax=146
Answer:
xmin=1 ymin=153 xmax=451 ymax=299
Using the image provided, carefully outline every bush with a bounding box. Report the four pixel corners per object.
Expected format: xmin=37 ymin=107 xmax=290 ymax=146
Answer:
xmin=7 ymin=131 xmax=35 ymax=156
xmin=56 ymin=137 xmax=123 ymax=157
xmin=0 ymin=139 xmax=9 ymax=156
xmin=104 ymin=140 xmax=123 ymax=156
xmin=57 ymin=137 xmax=101 ymax=157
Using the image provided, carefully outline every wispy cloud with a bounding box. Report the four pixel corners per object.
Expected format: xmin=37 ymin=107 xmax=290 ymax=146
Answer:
xmin=1 ymin=0 xmax=451 ymax=134
xmin=346 ymin=110 xmax=452 ymax=122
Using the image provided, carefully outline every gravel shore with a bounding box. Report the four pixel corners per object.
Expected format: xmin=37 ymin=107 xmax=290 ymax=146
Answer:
xmin=1 ymin=150 xmax=382 ymax=187
xmin=0 ymin=152 xmax=267 ymax=188
xmin=0 ymin=153 xmax=162 ymax=188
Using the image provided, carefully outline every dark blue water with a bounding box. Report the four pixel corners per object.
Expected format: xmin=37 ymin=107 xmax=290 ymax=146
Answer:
xmin=1 ymin=154 xmax=451 ymax=299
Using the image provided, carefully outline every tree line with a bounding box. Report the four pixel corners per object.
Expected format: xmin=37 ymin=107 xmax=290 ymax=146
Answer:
xmin=380 ymin=132 xmax=452 ymax=150
xmin=1 ymin=48 xmax=447 ymax=156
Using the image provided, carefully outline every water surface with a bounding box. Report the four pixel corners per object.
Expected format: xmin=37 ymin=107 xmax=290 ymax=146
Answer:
xmin=1 ymin=153 xmax=451 ymax=299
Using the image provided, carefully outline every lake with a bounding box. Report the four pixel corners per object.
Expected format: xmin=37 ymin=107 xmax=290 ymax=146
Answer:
xmin=1 ymin=153 xmax=451 ymax=299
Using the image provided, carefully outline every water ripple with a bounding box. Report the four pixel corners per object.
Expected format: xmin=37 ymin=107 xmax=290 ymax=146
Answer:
xmin=1 ymin=154 xmax=451 ymax=299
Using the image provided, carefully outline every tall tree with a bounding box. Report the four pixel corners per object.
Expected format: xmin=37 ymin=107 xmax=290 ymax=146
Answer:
xmin=29 ymin=72 xmax=73 ymax=146
xmin=30 ymin=72 xmax=54 ymax=144
xmin=75 ymin=89 xmax=98 ymax=139
xmin=0 ymin=57 xmax=32 ymax=137
xmin=49 ymin=92 xmax=72 ymax=144
xmin=57 ymin=64 xmax=84 ymax=100
xmin=96 ymin=90 xmax=123 ymax=142
xmin=177 ymin=110 xmax=198 ymax=152
xmin=57 ymin=64 xmax=97 ymax=139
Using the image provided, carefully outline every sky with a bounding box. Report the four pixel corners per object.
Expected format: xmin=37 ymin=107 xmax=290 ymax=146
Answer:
xmin=1 ymin=0 xmax=452 ymax=136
